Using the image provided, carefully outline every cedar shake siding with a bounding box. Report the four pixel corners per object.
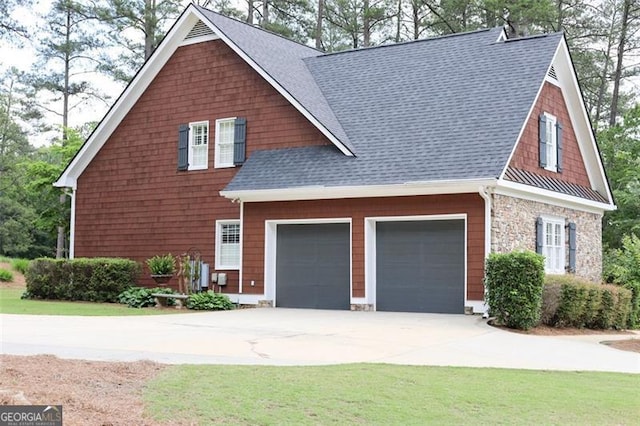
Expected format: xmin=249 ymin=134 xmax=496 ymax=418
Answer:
xmin=509 ymin=82 xmax=590 ymax=187
xmin=242 ymin=194 xmax=486 ymax=301
xmin=74 ymin=40 xmax=332 ymax=289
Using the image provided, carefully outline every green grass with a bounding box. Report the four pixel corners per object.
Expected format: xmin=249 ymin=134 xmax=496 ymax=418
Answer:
xmin=10 ymin=258 xmax=30 ymax=274
xmin=0 ymin=288 xmax=188 ymax=316
xmin=145 ymin=364 xmax=640 ymax=425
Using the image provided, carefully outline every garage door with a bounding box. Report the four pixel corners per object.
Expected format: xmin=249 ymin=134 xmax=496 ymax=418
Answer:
xmin=276 ymin=223 xmax=350 ymax=309
xmin=376 ymin=220 xmax=465 ymax=314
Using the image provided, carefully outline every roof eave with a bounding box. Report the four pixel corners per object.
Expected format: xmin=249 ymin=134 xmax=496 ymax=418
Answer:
xmin=220 ymin=178 xmax=497 ymax=202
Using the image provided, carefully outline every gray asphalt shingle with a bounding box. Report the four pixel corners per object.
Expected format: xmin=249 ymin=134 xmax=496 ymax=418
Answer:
xmin=196 ymin=8 xmax=562 ymax=192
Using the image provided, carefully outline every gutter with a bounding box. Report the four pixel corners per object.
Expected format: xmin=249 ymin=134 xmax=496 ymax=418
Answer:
xmin=478 ymin=185 xmax=492 ymax=316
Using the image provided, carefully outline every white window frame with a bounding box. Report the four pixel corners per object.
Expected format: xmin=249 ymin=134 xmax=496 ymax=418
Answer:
xmin=543 ymin=112 xmax=558 ymax=172
xmin=188 ymin=120 xmax=209 ymax=171
xmin=214 ymin=117 xmax=237 ymax=169
xmin=542 ymin=215 xmax=565 ymax=274
xmin=215 ymin=220 xmax=241 ymax=270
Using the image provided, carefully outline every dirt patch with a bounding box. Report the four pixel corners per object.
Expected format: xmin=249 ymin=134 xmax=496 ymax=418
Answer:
xmin=0 ymin=355 xmax=171 ymax=425
xmin=0 ymin=262 xmax=26 ymax=289
xmin=487 ymin=320 xmax=640 ymax=354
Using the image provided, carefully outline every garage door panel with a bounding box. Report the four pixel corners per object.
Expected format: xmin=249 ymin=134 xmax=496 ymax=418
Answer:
xmin=376 ymin=220 xmax=465 ymax=314
xmin=276 ymin=223 xmax=350 ymax=310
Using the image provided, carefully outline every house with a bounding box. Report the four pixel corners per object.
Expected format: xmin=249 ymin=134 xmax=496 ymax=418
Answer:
xmin=54 ymin=4 xmax=615 ymax=314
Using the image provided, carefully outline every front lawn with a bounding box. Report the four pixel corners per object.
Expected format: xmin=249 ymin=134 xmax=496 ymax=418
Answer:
xmin=145 ymin=364 xmax=640 ymax=425
xmin=0 ymin=288 xmax=188 ymax=316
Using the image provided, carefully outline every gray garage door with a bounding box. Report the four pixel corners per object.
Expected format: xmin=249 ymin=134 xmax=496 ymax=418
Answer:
xmin=276 ymin=223 xmax=350 ymax=310
xmin=376 ymin=220 xmax=465 ymax=314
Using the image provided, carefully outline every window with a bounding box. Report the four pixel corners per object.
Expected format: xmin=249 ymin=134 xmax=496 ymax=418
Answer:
xmin=188 ymin=121 xmax=209 ymax=170
xmin=215 ymin=118 xmax=236 ymax=168
xmin=542 ymin=217 xmax=565 ymax=274
xmin=543 ymin=113 xmax=557 ymax=172
xmin=216 ymin=220 xmax=240 ymax=270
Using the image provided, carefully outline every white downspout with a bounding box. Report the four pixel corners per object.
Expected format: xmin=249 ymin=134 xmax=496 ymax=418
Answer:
xmin=238 ymin=200 xmax=244 ymax=294
xmin=67 ymin=188 xmax=76 ymax=259
xmin=478 ymin=186 xmax=492 ymax=315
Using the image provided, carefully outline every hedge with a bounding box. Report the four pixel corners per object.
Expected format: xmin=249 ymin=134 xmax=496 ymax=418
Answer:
xmin=542 ymin=275 xmax=632 ymax=329
xmin=25 ymin=258 xmax=141 ymax=303
xmin=484 ymin=251 xmax=545 ymax=330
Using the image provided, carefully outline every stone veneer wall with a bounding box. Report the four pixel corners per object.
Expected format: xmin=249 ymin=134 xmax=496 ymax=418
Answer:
xmin=492 ymin=194 xmax=602 ymax=282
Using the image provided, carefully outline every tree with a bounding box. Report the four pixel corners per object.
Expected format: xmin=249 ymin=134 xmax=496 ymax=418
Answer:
xmin=324 ymin=0 xmax=396 ymax=49
xmin=598 ymin=104 xmax=640 ymax=249
xmin=0 ymin=0 xmax=32 ymax=41
xmin=96 ymin=0 xmax=182 ymax=82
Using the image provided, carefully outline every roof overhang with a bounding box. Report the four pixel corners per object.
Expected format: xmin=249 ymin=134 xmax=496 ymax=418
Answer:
xmin=220 ymin=179 xmax=497 ymax=202
xmin=496 ymin=179 xmax=616 ymax=214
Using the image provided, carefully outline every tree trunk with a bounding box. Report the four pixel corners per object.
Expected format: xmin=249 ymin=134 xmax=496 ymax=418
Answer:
xmin=609 ymin=0 xmax=630 ymax=126
xmin=247 ymin=0 xmax=254 ymax=24
xmin=144 ymin=0 xmax=156 ymax=60
xmin=63 ymin=5 xmax=71 ymax=142
xmin=594 ymin=5 xmax=618 ymax=130
xmin=395 ymin=0 xmax=402 ymax=42
xmin=315 ymin=0 xmax=324 ymax=49
xmin=262 ymin=0 xmax=269 ymax=27
xmin=363 ymin=0 xmax=371 ymax=47
xmin=412 ymin=0 xmax=419 ymax=40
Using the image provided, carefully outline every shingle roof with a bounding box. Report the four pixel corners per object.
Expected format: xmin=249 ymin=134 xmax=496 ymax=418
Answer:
xmin=195 ymin=6 xmax=354 ymax=154
xmin=198 ymin=8 xmax=564 ymax=192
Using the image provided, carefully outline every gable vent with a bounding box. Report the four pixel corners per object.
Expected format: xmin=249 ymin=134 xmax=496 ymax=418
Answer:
xmin=547 ymin=65 xmax=558 ymax=81
xmin=185 ymin=20 xmax=214 ymax=40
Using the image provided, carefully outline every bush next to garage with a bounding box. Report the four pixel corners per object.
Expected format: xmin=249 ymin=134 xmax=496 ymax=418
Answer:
xmin=603 ymin=234 xmax=640 ymax=328
xmin=118 ymin=286 xmax=177 ymax=308
xmin=542 ymin=275 xmax=632 ymax=329
xmin=484 ymin=251 xmax=545 ymax=330
xmin=25 ymin=258 xmax=141 ymax=302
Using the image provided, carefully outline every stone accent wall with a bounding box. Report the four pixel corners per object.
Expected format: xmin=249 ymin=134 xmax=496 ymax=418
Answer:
xmin=492 ymin=194 xmax=602 ymax=282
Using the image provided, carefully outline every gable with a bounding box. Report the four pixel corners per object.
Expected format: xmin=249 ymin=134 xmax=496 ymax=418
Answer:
xmin=509 ymin=81 xmax=590 ymax=187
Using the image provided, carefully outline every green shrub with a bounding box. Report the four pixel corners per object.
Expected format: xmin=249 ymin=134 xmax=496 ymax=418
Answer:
xmin=25 ymin=258 xmax=141 ymax=303
xmin=0 ymin=268 xmax=14 ymax=282
xmin=11 ymin=258 xmax=30 ymax=275
xmin=186 ymin=291 xmax=234 ymax=311
xmin=602 ymin=234 xmax=640 ymax=328
xmin=484 ymin=251 xmax=545 ymax=330
xmin=118 ymin=286 xmax=176 ymax=308
xmin=542 ymin=275 xmax=632 ymax=329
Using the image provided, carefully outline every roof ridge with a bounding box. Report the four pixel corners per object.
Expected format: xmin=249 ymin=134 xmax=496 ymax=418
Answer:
xmin=316 ymin=27 xmax=495 ymax=57
xmin=503 ymin=31 xmax=563 ymax=43
xmin=194 ymin=4 xmax=322 ymax=55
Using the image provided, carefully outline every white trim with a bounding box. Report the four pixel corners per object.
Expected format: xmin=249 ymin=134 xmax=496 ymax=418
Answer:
xmin=543 ymin=112 xmax=558 ymax=173
xmin=221 ymin=179 xmax=496 ymax=202
xmin=496 ymin=179 xmax=615 ymax=213
xmin=215 ymin=219 xmax=241 ymax=270
xmin=222 ymin=293 xmax=265 ymax=305
xmin=188 ymin=120 xmax=209 ymax=170
xmin=364 ymin=214 xmax=468 ymax=311
xmin=69 ymin=189 xmax=76 ymax=259
xmin=466 ymin=300 xmax=488 ymax=314
xmin=264 ymin=218 xmax=352 ymax=307
xmin=238 ymin=201 xmax=244 ymax=294
xmin=214 ymin=117 xmax=237 ymax=169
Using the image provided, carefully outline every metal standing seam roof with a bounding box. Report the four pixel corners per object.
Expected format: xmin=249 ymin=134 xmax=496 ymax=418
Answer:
xmin=196 ymin=8 xmax=564 ymax=192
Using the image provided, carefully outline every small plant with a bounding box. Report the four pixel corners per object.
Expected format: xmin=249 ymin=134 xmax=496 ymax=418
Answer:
xmin=186 ymin=291 xmax=234 ymax=311
xmin=146 ymin=254 xmax=176 ymax=275
xmin=11 ymin=258 xmax=30 ymax=275
xmin=118 ymin=286 xmax=176 ymax=308
xmin=0 ymin=268 xmax=14 ymax=282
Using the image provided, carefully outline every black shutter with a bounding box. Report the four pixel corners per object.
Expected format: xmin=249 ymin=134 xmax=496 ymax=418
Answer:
xmin=568 ymin=222 xmax=576 ymax=273
xmin=233 ymin=117 xmax=246 ymax=165
xmin=178 ymin=124 xmax=189 ymax=171
xmin=556 ymin=122 xmax=563 ymax=173
xmin=539 ymin=114 xmax=547 ymax=168
xmin=536 ymin=217 xmax=544 ymax=255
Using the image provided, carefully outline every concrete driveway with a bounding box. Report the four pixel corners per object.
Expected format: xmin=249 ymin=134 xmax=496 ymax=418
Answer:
xmin=1 ymin=309 xmax=638 ymax=373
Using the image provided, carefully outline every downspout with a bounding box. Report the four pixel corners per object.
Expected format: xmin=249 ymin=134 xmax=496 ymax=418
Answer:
xmin=238 ymin=200 xmax=244 ymax=294
xmin=65 ymin=188 xmax=77 ymax=259
xmin=478 ymin=186 xmax=492 ymax=316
